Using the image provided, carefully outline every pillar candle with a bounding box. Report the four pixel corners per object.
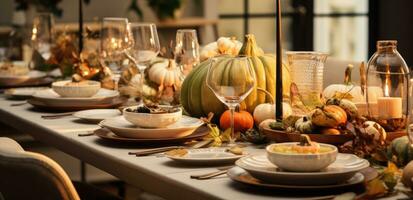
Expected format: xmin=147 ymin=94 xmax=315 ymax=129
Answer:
xmin=377 ymin=97 xmax=402 ymax=119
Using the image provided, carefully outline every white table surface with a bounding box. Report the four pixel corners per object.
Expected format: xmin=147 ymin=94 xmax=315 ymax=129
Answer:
xmin=0 ymin=96 xmax=405 ymax=200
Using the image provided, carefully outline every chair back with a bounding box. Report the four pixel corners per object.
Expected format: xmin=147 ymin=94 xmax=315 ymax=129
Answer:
xmin=0 ymin=137 xmax=80 ymax=200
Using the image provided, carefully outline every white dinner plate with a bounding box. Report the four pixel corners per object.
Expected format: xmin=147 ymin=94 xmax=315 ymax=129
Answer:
xmin=32 ymin=88 xmax=119 ymax=106
xmin=236 ymin=153 xmax=369 ymax=186
xmin=166 ymin=148 xmax=246 ymax=165
xmin=100 ymin=115 xmax=204 ymax=139
xmin=227 ymin=167 xmax=365 ymax=190
xmin=73 ymin=109 xmax=122 ymax=123
xmin=0 ymin=70 xmax=47 ymax=86
xmin=4 ymin=87 xmax=49 ymax=99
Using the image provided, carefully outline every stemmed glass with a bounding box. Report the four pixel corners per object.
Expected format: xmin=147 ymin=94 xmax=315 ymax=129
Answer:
xmin=125 ymin=23 xmax=160 ymax=97
xmin=174 ymin=29 xmax=199 ymax=76
xmin=31 ymin=13 xmax=54 ymax=62
xmin=206 ymin=57 xmax=256 ymax=144
xmin=99 ymin=17 xmax=131 ymax=79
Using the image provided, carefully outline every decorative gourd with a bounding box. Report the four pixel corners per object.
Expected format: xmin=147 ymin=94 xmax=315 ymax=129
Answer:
xmin=148 ymin=59 xmax=182 ymax=93
xmin=360 ymin=121 xmax=387 ymax=142
xmin=253 ymin=89 xmax=292 ymax=125
xmin=200 ymin=37 xmax=242 ymax=61
xmin=320 ymin=128 xmax=341 ymax=135
xmin=402 ymin=161 xmax=413 ymax=188
xmin=325 ymin=98 xmax=358 ymax=120
xmin=220 ymin=110 xmax=254 ymax=132
xmin=291 ymin=135 xmax=320 ymax=154
xmin=181 ymin=34 xmax=291 ymax=118
xmin=295 ymin=116 xmax=314 ymax=134
xmin=310 ymin=105 xmax=347 ymax=128
xmin=241 ymin=128 xmax=267 ymax=144
xmin=322 ymin=64 xmax=383 ymax=103
xmin=388 ymin=136 xmax=413 ymax=166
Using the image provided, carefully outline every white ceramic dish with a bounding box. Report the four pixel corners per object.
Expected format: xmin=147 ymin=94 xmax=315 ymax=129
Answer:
xmin=266 ymin=142 xmax=338 ymax=172
xmin=4 ymin=87 xmax=49 ymax=99
xmin=100 ymin=115 xmax=203 ymax=139
xmin=32 ymin=88 xmax=119 ymax=106
xmin=0 ymin=70 xmax=46 ymax=86
xmin=236 ymin=154 xmax=369 ymax=186
xmin=166 ymin=148 xmax=246 ymax=165
xmin=123 ymin=105 xmax=182 ymax=128
xmin=52 ymin=80 xmax=101 ymax=97
xmin=227 ymin=167 xmax=365 ymax=190
xmin=73 ymin=109 xmax=122 ymax=123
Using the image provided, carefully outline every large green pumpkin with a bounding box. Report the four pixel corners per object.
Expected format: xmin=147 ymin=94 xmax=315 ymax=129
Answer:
xmin=180 ymin=34 xmax=291 ymax=118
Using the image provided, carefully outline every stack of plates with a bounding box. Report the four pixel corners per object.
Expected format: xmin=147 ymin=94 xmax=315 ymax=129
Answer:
xmin=29 ymin=88 xmax=123 ymax=111
xmin=99 ymin=115 xmax=204 ymax=140
xmin=228 ymin=153 xmax=369 ymax=189
xmin=0 ymin=69 xmax=50 ymax=87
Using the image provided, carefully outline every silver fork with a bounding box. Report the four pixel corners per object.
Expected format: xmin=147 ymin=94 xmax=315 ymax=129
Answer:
xmin=128 ymin=138 xmax=214 ymax=156
xmin=190 ymin=166 xmax=233 ymax=180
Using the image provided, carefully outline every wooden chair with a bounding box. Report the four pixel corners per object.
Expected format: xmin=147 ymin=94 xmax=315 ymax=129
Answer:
xmin=0 ymin=137 xmax=120 ymax=200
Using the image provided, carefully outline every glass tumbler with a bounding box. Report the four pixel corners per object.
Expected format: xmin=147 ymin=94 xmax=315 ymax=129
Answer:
xmin=287 ymin=51 xmax=328 ymax=110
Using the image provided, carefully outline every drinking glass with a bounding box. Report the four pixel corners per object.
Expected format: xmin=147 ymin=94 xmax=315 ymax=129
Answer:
xmin=175 ymin=29 xmax=200 ymax=76
xmin=125 ymin=23 xmax=160 ymax=96
xmin=287 ymin=51 xmax=328 ymax=110
xmin=31 ymin=13 xmax=54 ymax=61
xmin=206 ymin=57 xmax=256 ymax=144
xmin=100 ymin=17 xmax=130 ymax=77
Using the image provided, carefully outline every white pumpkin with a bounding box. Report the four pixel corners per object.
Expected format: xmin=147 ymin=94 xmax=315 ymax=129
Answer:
xmin=323 ymin=64 xmax=383 ymax=103
xmin=148 ymin=59 xmax=182 ymax=91
xmin=360 ymin=121 xmax=387 ymax=142
xmin=200 ymin=37 xmax=242 ymax=61
xmin=253 ymin=102 xmax=292 ymax=125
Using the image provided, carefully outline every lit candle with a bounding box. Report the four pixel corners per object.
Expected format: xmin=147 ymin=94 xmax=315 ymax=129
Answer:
xmin=377 ymin=97 xmax=402 ymax=119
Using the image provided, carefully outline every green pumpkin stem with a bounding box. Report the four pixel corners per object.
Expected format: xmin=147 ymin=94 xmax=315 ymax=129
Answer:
xmin=299 ymin=134 xmax=312 ymax=146
xmin=344 ymin=64 xmax=353 ymax=85
xmin=238 ymin=34 xmax=263 ymax=57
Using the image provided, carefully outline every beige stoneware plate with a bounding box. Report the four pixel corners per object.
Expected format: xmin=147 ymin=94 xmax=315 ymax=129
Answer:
xmin=236 ymin=153 xmax=369 ymax=186
xmin=100 ymin=115 xmax=204 ymax=139
xmin=227 ymin=166 xmax=364 ymax=189
xmin=32 ymin=88 xmax=119 ymax=106
xmin=165 ymin=148 xmax=246 ymax=165
xmin=73 ymin=109 xmax=122 ymax=123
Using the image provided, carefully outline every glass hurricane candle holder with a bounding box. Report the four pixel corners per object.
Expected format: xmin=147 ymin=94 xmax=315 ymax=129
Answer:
xmin=366 ymin=40 xmax=410 ymax=132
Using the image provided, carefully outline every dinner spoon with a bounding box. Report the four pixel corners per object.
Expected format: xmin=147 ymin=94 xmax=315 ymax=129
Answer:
xmin=41 ymin=112 xmax=75 ymax=119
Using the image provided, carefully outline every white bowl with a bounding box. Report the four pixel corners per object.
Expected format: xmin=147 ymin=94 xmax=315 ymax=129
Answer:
xmin=266 ymin=142 xmax=337 ymax=172
xmin=52 ymin=80 xmax=101 ymax=97
xmin=123 ymin=105 xmax=182 ymax=128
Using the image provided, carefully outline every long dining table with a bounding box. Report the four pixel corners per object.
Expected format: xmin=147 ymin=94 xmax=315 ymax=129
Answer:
xmin=0 ymin=96 xmax=407 ymax=200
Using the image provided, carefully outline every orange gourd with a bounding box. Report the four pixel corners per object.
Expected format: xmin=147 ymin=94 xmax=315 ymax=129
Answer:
xmin=310 ymin=105 xmax=347 ymax=128
xmin=220 ymin=110 xmax=254 ymax=132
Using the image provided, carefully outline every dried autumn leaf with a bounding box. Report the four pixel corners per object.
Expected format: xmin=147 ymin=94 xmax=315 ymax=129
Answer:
xmin=366 ymin=178 xmax=387 ymax=197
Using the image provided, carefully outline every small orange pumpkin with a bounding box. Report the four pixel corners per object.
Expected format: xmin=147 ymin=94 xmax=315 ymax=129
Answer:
xmin=220 ymin=110 xmax=254 ymax=132
xmin=310 ymin=105 xmax=347 ymax=128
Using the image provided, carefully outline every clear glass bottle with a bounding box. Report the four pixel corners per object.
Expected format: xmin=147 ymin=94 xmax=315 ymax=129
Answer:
xmin=366 ymin=40 xmax=410 ymax=132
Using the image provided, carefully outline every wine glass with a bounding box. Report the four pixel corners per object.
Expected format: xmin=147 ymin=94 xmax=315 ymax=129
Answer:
xmin=31 ymin=13 xmax=54 ymax=62
xmin=125 ymin=23 xmax=160 ymax=97
xmin=206 ymin=56 xmax=256 ymax=144
xmin=99 ymin=17 xmax=130 ymax=78
xmin=174 ymin=29 xmax=200 ymax=76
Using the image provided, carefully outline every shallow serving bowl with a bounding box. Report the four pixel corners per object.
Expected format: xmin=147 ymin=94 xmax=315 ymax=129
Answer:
xmin=266 ymin=142 xmax=338 ymax=172
xmin=52 ymin=80 xmax=101 ymax=97
xmin=123 ymin=105 xmax=182 ymax=128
